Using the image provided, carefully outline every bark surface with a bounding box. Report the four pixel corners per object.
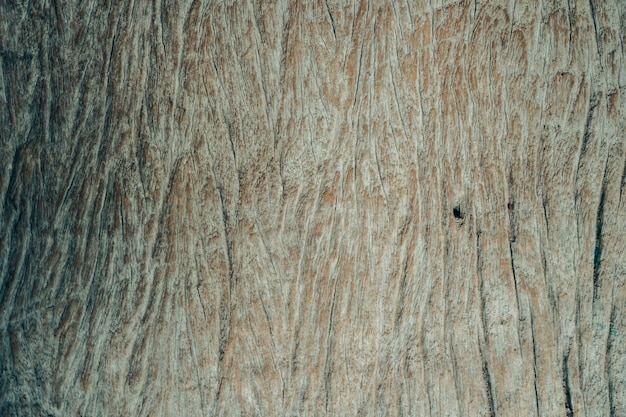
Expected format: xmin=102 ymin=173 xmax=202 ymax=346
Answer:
xmin=1 ymin=1 xmax=625 ymax=416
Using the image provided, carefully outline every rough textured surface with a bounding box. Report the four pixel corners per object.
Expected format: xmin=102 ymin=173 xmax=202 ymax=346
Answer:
xmin=1 ymin=0 xmax=625 ymax=416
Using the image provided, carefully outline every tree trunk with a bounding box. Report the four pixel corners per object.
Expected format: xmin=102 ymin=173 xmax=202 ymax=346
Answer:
xmin=1 ymin=1 xmax=625 ymax=415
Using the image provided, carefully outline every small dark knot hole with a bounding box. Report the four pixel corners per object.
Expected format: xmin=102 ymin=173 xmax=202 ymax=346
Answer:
xmin=453 ymin=205 xmax=463 ymax=220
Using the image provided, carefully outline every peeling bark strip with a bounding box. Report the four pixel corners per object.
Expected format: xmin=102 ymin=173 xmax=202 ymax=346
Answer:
xmin=1 ymin=1 xmax=625 ymax=416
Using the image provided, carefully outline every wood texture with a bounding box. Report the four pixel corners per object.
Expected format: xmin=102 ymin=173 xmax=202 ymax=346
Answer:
xmin=1 ymin=0 xmax=625 ymax=415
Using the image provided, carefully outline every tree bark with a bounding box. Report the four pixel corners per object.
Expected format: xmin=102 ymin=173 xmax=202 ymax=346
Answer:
xmin=1 ymin=1 xmax=625 ymax=416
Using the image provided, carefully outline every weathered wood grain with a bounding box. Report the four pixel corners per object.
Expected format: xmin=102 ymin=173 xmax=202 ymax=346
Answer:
xmin=1 ymin=0 xmax=625 ymax=415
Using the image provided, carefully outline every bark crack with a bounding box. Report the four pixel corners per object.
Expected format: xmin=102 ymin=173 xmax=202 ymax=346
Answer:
xmin=592 ymin=153 xmax=609 ymax=299
xmin=563 ymin=350 xmax=574 ymax=417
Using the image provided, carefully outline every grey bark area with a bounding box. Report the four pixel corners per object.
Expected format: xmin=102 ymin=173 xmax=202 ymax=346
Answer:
xmin=1 ymin=0 xmax=625 ymax=416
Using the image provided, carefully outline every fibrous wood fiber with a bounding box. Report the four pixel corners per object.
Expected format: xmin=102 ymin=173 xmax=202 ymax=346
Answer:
xmin=1 ymin=1 xmax=625 ymax=416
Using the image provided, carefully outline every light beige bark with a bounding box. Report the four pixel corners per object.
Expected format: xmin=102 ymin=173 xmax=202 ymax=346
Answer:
xmin=1 ymin=0 xmax=625 ymax=416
